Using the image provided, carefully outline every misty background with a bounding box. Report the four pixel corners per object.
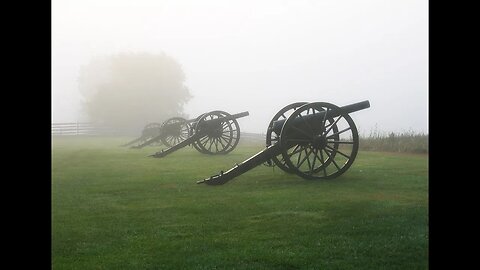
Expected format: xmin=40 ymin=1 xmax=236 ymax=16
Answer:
xmin=52 ymin=0 xmax=428 ymax=135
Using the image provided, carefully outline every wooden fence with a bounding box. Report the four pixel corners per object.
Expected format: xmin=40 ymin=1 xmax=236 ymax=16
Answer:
xmin=51 ymin=122 xmax=117 ymax=136
xmin=52 ymin=123 xmax=267 ymax=139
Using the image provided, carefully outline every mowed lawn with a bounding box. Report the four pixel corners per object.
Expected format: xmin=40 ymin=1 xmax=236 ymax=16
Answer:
xmin=52 ymin=136 xmax=428 ymax=269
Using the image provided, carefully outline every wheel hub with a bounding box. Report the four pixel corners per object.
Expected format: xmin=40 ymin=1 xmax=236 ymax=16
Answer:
xmin=207 ymin=123 xmax=224 ymax=138
xmin=313 ymin=135 xmax=327 ymax=149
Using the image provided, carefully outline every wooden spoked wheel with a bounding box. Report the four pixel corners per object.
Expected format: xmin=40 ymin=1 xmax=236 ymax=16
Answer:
xmin=194 ymin=111 xmax=241 ymax=155
xmin=159 ymin=117 xmax=190 ymax=147
xmin=279 ymin=102 xmax=359 ymax=180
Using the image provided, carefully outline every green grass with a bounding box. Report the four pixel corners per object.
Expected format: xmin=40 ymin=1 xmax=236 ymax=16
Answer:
xmin=52 ymin=136 xmax=428 ymax=269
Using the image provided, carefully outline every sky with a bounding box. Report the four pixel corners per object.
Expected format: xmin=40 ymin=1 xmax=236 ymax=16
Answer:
xmin=52 ymin=0 xmax=428 ymax=135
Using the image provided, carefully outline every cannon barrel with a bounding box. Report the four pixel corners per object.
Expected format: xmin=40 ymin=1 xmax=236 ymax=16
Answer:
xmin=271 ymin=100 xmax=370 ymax=134
xmin=196 ymin=111 xmax=249 ymax=129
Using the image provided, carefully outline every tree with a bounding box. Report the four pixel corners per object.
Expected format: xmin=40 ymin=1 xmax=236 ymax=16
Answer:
xmin=78 ymin=52 xmax=192 ymax=133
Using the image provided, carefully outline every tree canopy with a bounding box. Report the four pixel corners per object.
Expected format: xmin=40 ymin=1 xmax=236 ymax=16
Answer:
xmin=78 ymin=52 xmax=191 ymax=133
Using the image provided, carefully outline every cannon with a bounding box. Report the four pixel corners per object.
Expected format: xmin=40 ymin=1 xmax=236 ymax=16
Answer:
xmin=150 ymin=110 xmax=249 ymax=158
xmin=121 ymin=117 xmax=192 ymax=149
xmin=128 ymin=117 xmax=195 ymax=149
xmin=121 ymin=122 xmax=164 ymax=147
xmin=197 ymin=100 xmax=370 ymax=185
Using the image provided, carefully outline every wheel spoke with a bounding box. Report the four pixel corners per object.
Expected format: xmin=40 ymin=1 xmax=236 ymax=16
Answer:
xmin=327 ymin=140 xmax=355 ymax=144
xmin=305 ymin=147 xmax=313 ymax=172
xmin=217 ymin=136 xmax=226 ymax=149
xmin=296 ymin=146 xmax=303 ymax=167
xmin=318 ymin=148 xmax=327 ymax=177
xmin=324 ymin=115 xmax=342 ymax=135
xmin=323 ymin=148 xmax=341 ymax=170
xmin=286 ymin=138 xmax=312 ymax=143
xmin=298 ymin=146 xmax=313 ymax=168
xmin=321 ymin=108 xmax=330 ymax=133
xmin=201 ymin=137 xmax=210 ymax=148
xmin=223 ymin=129 xmax=236 ymax=134
xmin=326 ymin=127 xmax=352 ymax=139
xmin=221 ymin=134 xmax=232 ymax=142
xmin=221 ymin=121 xmax=229 ymax=129
xmin=288 ymin=145 xmax=303 ymax=157
xmin=210 ymin=137 xmax=216 ymax=151
xmin=219 ymin=135 xmax=230 ymax=145
xmin=199 ymin=136 xmax=209 ymax=145
xmin=208 ymin=137 xmax=214 ymax=151
xmin=325 ymin=145 xmax=351 ymax=159
xmin=310 ymin=147 xmax=318 ymax=174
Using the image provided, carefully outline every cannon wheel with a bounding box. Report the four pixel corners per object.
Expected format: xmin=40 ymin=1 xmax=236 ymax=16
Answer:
xmin=279 ymin=102 xmax=359 ymax=180
xmin=191 ymin=113 xmax=210 ymax=154
xmin=159 ymin=117 xmax=190 ymax=147
xmin=141 ymin=122 xmax=163 ymax=146
xmin=190 ymin=113 xmax=233 ymax=155
xmin=194 ymin=110 xmax=241 ymax=155
xmin=265 ymin=102 xmax=308 ymax=172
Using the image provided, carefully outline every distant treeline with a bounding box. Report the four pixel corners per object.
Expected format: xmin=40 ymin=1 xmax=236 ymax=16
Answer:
xmin=359 ymin=129 xmax=428 ymax=154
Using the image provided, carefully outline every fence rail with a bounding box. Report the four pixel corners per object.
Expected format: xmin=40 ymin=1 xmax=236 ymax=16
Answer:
xmin=52 ymin=122 xmax=117 ymax=136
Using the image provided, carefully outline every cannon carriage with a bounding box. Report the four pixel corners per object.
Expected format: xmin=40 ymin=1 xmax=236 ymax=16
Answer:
xmin=197 ymin=100 xmax=370 ymax=185
xmin=149 ymin=110 xmax=249 ymax=158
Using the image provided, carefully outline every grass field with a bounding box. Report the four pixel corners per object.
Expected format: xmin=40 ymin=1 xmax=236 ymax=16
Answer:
xmin=52 ymin=136 xmax=428 ymax=269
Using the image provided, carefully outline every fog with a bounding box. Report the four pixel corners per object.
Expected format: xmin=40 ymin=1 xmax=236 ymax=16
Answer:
xmin=52 ymin=0 xmax=428 ymax=135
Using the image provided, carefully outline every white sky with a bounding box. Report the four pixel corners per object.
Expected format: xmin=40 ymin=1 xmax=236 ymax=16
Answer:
xmin=52 ymin=0 xmax=428 ymax=135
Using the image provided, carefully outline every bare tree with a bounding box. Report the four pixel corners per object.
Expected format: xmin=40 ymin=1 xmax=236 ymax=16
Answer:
xmin=78 ymin=52 xmax=192 ymax=133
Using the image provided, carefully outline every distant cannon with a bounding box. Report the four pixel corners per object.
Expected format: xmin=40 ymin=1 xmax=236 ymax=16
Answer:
xmin=121 ymin=122 xmax=164 ymax=147
xmin=122 ymin=117 xmax=192 ymax=149
xmin=197 ymin=100 xmax=370 ymax=185
xmin=150 ymin=110 xmax=249 ymax=158
xmin=127 ymin=117 xmax=195 ymax=149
